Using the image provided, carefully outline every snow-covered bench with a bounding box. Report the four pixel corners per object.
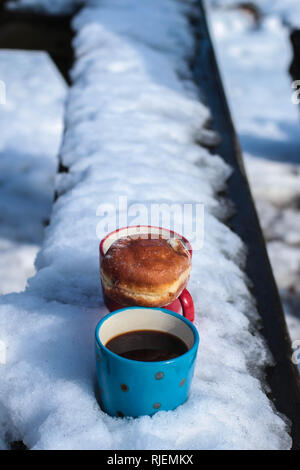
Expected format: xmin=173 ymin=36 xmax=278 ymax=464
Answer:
xmin=0 ymin=0 xmax=299 ymax=450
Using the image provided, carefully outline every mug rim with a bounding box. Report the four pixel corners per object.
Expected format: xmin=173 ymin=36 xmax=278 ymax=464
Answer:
xmin=95 ymin=307 xmax=199 ymax=366
xmin=99 ymin=225 xmax=193 ymax=258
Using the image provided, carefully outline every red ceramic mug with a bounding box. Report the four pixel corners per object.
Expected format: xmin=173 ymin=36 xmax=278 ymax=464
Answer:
xmin=99 ymin=225 xmax=195 ymax=322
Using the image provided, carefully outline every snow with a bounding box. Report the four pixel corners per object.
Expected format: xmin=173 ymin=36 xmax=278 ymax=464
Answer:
xmin=0 ymin=50 xmax=66 ymax=295
xmin=205 ymin=2 xmax=300 ymax=347
xmin=0 ymin=0 xmax=291 ymax=450
xmin=0 ymin=240 xmax=38 ymax=295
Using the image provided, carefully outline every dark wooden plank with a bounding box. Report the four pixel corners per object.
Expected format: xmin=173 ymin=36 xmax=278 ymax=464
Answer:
xmin=0 ymin=6 xmax=74 ymax=84
xmin=192 ymin=1 xmax=300 ymax=449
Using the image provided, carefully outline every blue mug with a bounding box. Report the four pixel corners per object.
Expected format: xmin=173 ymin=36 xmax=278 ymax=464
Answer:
xmin=95 ymin=307 xmax=199 ymax=418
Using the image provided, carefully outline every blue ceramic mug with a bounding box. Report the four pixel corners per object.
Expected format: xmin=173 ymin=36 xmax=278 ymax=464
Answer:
xmin=95 ymin=307 xmax=199 ymax=418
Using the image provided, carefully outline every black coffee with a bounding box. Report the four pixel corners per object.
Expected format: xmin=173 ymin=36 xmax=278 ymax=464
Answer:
xmin=106 ymin=330 xmax=188 ymax=362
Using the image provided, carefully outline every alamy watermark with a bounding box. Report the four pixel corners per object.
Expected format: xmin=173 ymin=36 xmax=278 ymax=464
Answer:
xmin=96 ymin=196 xmax=204 ymax=251
xmin=291 ymin=80 xmax=300 ymax=105
xmin=0 ymin=80 xmax=6 ymax=105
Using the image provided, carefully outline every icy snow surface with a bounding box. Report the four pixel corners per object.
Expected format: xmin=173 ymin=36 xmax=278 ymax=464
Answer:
xmin=0 ymin=50 xmax=66 ymax=294
xmin=0 ymin=0 xmax=291 ymax=449
xmin=206 ymin=3 xmax=300 ymax=344
xmin=6 ymin=0 xmax=82 ymax=15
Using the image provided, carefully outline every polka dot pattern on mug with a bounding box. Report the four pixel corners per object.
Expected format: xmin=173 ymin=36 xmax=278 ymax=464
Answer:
xmin=155 ymin=372 xmax=164 ymax=380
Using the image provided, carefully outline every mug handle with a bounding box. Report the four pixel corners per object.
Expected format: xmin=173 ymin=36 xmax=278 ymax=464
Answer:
xmin=179 ymin=289 xmax=194 ymax=323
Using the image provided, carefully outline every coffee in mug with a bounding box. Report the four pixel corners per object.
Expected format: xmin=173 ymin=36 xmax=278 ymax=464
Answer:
xmin=106 ymin=329 xmax=188 ymax=362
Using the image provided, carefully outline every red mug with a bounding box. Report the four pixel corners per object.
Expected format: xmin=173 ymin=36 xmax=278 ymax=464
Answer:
xmin=99 ymin=225 xmax=195 ymax=322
